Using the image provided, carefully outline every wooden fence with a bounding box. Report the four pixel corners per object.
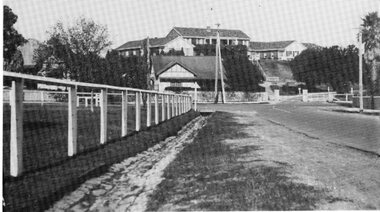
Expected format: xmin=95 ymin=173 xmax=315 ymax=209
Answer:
xmin=3 ymin=71 xmax=193 ymax=177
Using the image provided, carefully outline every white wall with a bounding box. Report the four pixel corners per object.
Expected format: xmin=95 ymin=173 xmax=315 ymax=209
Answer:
xmin=159 ymin=64 xmax=195 ymax=78
xmin=281 ymin=42 xmax=306 ymax=60
xmin=163 ymin=37 xmax=194 ymax=56
xmin=155 ymin=64 xmax=199 ymax=92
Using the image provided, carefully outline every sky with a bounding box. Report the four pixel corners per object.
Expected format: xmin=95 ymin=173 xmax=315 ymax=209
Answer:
xmin=3 ymin=0 xmax=380 ymax=49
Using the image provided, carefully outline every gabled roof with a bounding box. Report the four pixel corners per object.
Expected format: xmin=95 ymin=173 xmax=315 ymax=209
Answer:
xmin=171 ymin=27 xmax=250 ymax=39
xmin=249 ymin=41 xmax=295 ymax=51
xmin=152 ymin=56 xmax=226 ymax=80
xmin=116 ymin=37 xmax=174 ymax=50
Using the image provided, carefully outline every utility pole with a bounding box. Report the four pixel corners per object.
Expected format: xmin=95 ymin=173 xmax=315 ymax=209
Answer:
xmin=358 ymin=32 xmax=364 ymax=112
xmin=214 ymin=35 xmax=219 ymax=103
xmin=214 ymin=23 xmax=226 ymax=104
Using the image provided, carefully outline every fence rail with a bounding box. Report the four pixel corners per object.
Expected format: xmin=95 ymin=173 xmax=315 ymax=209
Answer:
xmin=3 ymin=71 xmax=193 ymax=177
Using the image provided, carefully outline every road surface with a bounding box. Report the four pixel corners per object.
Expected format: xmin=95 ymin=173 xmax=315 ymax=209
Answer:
xmin=199 ymin=101 xmax=380 ymax=155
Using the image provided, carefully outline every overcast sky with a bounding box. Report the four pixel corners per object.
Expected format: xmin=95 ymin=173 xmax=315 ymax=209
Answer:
xmin=4 ymin=0 xmax=380 ymax=49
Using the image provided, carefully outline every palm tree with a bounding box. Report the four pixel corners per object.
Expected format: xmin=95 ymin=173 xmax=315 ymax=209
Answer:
xmin=361 ymin=12 xmax=380 ymax=108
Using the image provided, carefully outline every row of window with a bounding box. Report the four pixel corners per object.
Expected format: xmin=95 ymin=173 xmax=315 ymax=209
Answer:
xmin=186 ymin=38 xmax=249 ymax=46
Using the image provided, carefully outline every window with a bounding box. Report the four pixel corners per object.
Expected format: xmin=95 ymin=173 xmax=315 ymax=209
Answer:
xmin=293 ymin=51 xmax=299 ymax=56
xmin=286 ymin=51 xmax=292 ymax=56
xmin=191 ymin=38 xmax=196 ymax=45
xmin=212 ymin=39 xmax=217 ymax=45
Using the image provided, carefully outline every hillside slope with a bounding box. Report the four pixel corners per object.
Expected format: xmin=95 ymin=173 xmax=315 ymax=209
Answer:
xmin=257 ymin=60 xmax=294 ymax=81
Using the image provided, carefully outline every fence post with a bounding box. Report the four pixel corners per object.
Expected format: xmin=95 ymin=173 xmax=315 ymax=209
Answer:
xmin=302 ymin=89 xmax=308 ymax=102
xmin=100 ymin=88 xmax=108 ymax=144
xmin=90 ymin=90 xmax=94 ymax=112
xmin=121 ymin=90 xmax=128 ymax=137
xmin=161 ymin=94 xmax=165 ymax=121
xmin=180 ymin=96 xmax=183 ymax=114
xmin=194 ymin=87 xmax=197 ymax=111
xmin=172 ymin=95 xmax=175 ymax=117
xmin=77 ymin=96 xmax=80 ymax=107
xmin=10 ymin=80 xmax=24 ymax=177
xmin=155 ymin=93 xmax=159 ymax=125
xmin=68 ymin=86 xmax=77 ymax=156
xmin=175 ymin=96 xmax=178 ymax=116
xmin=135 ymin=92 xmax=141 ymax=131
xmin=182 ymin=96 xmax=186 ymax=114
xmin=274 ymin=89 xmax=280 ymax=102
xmin=146 ymin=93 xmax=151 ymax=127
xmin=166 ymin=95 xmax=170 ymax=119
xmin=40 ymin=90 xmax=44 ymax=106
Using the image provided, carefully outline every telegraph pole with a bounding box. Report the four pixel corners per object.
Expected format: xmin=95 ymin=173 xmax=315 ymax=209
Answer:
xmin=358 ymin=32 xmax=364 ymax=112
xmin=214 ymin=23 xmax=226 ymax=104
xmin=217 ymin=26 xmax=226 ymax=103
xmin=214 ymin=36 xmax=219 ymax=102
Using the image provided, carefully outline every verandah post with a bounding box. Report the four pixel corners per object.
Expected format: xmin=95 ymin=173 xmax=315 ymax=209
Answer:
xmin=146 ymin=93 xmax=151 ymax=127
xmin=135 ymin=92 xmax=141 ymax=131
xmin=10 ymin=79 xmax=24 ymax=177
xmin=100 ymin=88 xmax=108 ymax=144
xmin=68 ymin=86 xmax=77 ymax=156
xmin=154 ymin=93 xmax=159 ymax=125
xmin=121 ymin=90 xmax=128 ymax=137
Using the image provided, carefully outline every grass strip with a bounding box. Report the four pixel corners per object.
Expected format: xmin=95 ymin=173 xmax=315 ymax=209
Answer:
xmin=3 ymin=110 xmax=200 ymax=212
xmin=147 ymin=111 xmax=326 ymax=211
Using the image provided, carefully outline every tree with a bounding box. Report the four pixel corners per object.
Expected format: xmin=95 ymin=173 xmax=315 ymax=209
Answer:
xmin=290 ymin=46 xmax=360 ymax=93
xmin=194 ymin=44 xmax=264 ymax=91
xmin=3 ymin=5 xmax=27 ymax=71
xmin=361 ymin=12 xmax=380 ymax=106
xmin=33 ymin=18 xmax=112 ymax=81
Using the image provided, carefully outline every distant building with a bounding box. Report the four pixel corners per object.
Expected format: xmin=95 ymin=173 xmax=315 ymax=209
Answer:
xmin=115 ymin=26 xmax=251 ymax=57
xmin=150 ymin=56 xmax=226 ymax=92
xmin=248 ymin=40 xmax=309 ymax=61
xmin=166 ymin=26 xmax=251 ymax=46
xmin=115 ymin=36 xmax=195 ymax=57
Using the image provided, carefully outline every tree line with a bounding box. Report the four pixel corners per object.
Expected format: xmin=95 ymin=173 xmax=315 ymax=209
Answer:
xmin=290 ymin=12 xmax=379 ymax=97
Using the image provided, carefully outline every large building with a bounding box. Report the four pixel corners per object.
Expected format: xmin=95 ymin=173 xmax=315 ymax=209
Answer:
xmin=166 ymin=27 xmax=250 ymax=46
xmin=115 ymin=36 xmax=195 ymax=57
xmin=150 ymin=56 xmax=226 ymax=92
xmin=115 ymin=26 xmax=251 ymax=57
xmin=248 ymin=40 xmax=309 ymax=61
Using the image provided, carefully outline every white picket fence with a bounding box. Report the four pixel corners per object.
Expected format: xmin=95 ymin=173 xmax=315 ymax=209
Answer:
xmin=301 ymin=90 xmax=353 ymax=103
xmin=3 ymin=71 xmax=194 ymax=177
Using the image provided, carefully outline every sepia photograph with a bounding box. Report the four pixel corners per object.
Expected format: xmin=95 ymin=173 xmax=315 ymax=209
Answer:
xmin=2 ymin=0 xmax=380 ymax=211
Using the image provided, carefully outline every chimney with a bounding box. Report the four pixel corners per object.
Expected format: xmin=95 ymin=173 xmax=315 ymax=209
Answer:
xmin=206 ymin=26 xmax=211 ymax=32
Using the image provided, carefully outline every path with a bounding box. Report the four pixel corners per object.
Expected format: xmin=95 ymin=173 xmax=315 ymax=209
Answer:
xmin=46 ymin=116 xmax=207 ymax=212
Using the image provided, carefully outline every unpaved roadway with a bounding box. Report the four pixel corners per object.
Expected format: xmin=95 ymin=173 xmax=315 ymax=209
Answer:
xmin=199 ymin=102 xmax=380 ymax=155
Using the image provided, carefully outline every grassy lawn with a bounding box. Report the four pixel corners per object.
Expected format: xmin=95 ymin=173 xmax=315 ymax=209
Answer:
xmin=147 ymin=111 xmax=326 ymax=211
xmin=3 ymin=102 xmax=199 ymax=211
xmin=3 ymin=103 xmax=163 ymax=177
